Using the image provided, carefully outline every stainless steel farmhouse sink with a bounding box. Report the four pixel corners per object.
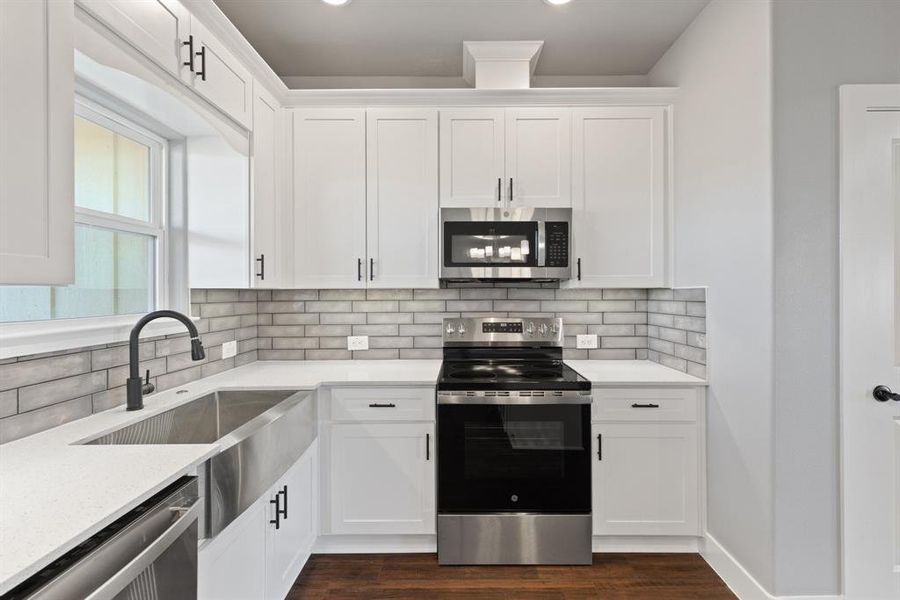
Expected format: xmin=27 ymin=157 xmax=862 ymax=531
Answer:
xmin=84 ymin=389 xmax=317 ymax=539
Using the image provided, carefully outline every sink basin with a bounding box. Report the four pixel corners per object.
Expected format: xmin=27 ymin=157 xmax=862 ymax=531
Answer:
xmin=87 ymin=390 xmax=301 ymax=445
xmin=85 ymin=389 xmax=317 ymax=539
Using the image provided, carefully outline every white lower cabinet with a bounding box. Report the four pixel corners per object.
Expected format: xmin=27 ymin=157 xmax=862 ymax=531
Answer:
xmin=328 ymin=422 xmax=435 ymax=535
xmin=199 ymin=440 xmax=318 ymax=600
xmin=591 ymin=422 xmax=699 ymax=536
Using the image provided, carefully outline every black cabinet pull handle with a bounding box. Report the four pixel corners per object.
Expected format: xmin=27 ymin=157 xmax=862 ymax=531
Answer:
xmin=873 ymin=385 xmax=900 ymax=402
xmin=269 ymin=495 xmax=280 ymax=529
xmin=182 ymin=35 xmax=194 ymax=71
xmin=278 ymin=485 xmax=288 ymax=519
xmin=426 ymin=433 xmax=430 ymax=461
xmin=597 ymin=433 xmax=602 ymax=461
xmin=368 ymin=402 xmax=396 ymax=408
xmin=255 ymin=254 xmax=265 ymax=280
xmin=370 ymin=258 xmax=374 ymax=281
xmin=631 ymin=403 xmax=660 ymax=408
xmin=357 ymin=258 xmax=362 ymax=281
xmin=497 ymin=177 xmax=502 ymax=203
xmin=509 ymin=177 xmax=513 ymax=203
xmin=577 ymin=258 xmax=582 ymax=281
xmin=195 ymin=45 xmax=206 ymax=81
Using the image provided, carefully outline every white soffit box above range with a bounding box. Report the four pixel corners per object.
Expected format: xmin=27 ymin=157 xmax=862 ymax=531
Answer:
xmin=462 ymin=41 xmax=544 ymax=89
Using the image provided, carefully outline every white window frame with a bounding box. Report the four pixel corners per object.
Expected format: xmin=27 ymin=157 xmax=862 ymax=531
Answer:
xmin=0 ymin=96 xmax=193 ymax=359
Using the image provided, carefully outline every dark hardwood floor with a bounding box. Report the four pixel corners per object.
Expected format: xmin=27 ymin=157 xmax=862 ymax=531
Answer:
xmin=288 ymin=553 xmax=736 ymax=599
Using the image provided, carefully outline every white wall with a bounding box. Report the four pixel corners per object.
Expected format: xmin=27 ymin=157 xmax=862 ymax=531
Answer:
xmin=649 ymin=0 xmax=776 ymax=591
xmin=772 ymin=0 xmax=900 ymax=595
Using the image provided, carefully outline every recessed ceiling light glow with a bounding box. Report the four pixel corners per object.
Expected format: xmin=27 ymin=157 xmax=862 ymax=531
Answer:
xmin=321 ymin=0 xmax=351 ymax=5
xmin=543 ymin=0 xmax=573 ymax=5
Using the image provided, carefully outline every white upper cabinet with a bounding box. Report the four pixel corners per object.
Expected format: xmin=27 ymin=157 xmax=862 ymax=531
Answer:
xmin=570 ymin=107 xmax=667 ymax=288
xmin=439 ymin=108 xmax=505 ymax=208
xmin=505 ymin=108 xmax=572 ymax=208
xmin=592 ymin=422 xmax=699 ymax=536
xmin=329 ymin=422 xmax=435 ymax=535
xmin=251 ymin=84 xmax=286 ymax=288
xmin=0 ymin=0 xmax=74 ymax=285
xmin=292 ymin=109 xmax=367 ymax=289
xmin=366 ymin=109 xmax=439 ymax=288
xmin=75 ymin=0 xmax=192 ymax=83
xmin=188 ymin=16 xmax=253 ymax=129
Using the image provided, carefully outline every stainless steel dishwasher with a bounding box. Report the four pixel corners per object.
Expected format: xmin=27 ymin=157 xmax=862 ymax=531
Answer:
xmin=2 ymin=477 xmax=200 ymax=600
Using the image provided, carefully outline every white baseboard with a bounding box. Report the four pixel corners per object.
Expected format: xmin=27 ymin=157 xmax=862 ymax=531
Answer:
xmin=700 ymin=532 xmax=842 ymax=600
xmin=593 ymin=535 xmax=701 ymax=553
xmin=314 ymin=534 xmax=437 ymax=554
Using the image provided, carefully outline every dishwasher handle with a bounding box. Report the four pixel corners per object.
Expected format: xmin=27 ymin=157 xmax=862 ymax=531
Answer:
xmin=85 ymin=499 xmax=200 ymax=600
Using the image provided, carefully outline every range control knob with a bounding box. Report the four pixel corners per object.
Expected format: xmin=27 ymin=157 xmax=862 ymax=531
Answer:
xmin=457 ymin=322 xmax=467 ymax=335
xmin=445 ymin=322 xmax=456 ymax=335
xmin=525 ymin=321 xmax=535 ymax=336
xmin=538 ymin=323 xmax=548 ymax=336
xmin=550 ymin=322 xmax=559 ymax=334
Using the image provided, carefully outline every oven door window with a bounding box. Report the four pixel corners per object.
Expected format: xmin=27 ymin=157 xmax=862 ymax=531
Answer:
xmin=443 ymin=221 xmax=538 ymax=267
xmin=437 ymin=404 xmax=591 ymax=513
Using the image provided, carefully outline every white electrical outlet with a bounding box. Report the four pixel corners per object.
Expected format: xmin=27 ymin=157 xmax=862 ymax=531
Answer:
xmin=576 ymin=334 xmax=598 ymax=350
xmin=221 ymin=340 xmax=237 ymax=359
xmin=347 ymin=335 xmax=369 ymax=351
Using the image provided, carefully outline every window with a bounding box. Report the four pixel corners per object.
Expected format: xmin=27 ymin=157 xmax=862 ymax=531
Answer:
xmin=0 ymin=100 xmax=166 ymax=323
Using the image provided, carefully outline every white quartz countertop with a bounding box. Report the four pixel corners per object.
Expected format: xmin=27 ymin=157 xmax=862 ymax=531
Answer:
xmin=0 ymin=358 xmax=701 ymax=592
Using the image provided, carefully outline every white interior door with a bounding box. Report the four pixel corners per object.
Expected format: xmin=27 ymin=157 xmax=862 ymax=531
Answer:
xmin=839 ymin=84 xmax=900 ymax=600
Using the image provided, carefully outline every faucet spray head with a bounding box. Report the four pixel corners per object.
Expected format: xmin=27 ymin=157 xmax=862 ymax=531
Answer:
xmin=191 ymin=337 xmax=206 ymax=361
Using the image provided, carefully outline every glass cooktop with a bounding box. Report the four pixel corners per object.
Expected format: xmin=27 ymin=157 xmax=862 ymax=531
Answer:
xmin=437 ymin=360 xmax=591 ymax=392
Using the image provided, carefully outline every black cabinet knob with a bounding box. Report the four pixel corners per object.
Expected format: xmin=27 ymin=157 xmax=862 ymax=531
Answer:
xmin=873 ymin=385 xmax=900 ymax=402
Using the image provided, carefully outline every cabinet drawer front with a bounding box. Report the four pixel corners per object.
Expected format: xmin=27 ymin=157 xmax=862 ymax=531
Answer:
xmin=592 ymin=388 xmax=698 ymax=422
xmin=331 ymin=387 xmax=435 ymax=422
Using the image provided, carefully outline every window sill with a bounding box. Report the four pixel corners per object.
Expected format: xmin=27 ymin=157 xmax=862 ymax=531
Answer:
xmin=0 ymin=314 xmax=201 ymax=361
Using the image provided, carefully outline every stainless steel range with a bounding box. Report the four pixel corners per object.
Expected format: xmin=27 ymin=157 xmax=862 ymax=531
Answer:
xmin=436 ymin=317 xmax=592 ymax=565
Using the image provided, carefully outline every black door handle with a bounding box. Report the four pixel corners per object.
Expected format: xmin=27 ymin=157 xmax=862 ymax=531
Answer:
xmin=497 ymin=177 xmax=502 ymax=203
xmin=509 ymin=177 xmax=513 ymax=203
xmin=426 ymin=433 xmax=430 ymax=461
xmin=597 ymin=433 xmax=602 ymax=460
xmin=195 ymin=45 xmax=206 ymax=81
xmin=631 ymin=403 xmax=660 ymax=408
xmin=182 ymin=35 xmax=195 ymax=71
xmin=278 ymin=485 xmax=288 ymax=519
xmin=255 ymin=254 xmax=265 ymax=280
xmin=370 ymin=258 xmax=374 ymax=281
xmin=269 ymin=494 xmax=281 ymax=529
xmin=873 ymin=385 xmax=900 ymax=402
xmin=368 ymin=402 xmax=396 ymax=408
xmin=357 ymin=258 xmax=363 ymax=281
xmin=577 ymin=258 xmax=582 ymax=281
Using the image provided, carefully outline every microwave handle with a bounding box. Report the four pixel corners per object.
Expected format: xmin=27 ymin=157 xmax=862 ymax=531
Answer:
xmin=537 ymin=221 xmax=546 ymax=267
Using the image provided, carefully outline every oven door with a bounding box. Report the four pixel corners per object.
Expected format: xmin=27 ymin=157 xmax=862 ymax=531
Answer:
xmin=437 ymin=403 xmax=591 ymax=514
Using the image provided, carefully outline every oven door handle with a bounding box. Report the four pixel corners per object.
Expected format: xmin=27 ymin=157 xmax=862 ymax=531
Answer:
xmin=85 ymin=500 xmax=200 ymax=600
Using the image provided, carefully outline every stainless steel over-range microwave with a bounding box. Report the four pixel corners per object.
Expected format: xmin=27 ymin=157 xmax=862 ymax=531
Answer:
xmin=440 ymin=208 xmax=572 ymax=281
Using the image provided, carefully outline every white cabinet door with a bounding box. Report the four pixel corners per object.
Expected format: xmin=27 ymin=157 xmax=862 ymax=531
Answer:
xmin=571 ymin=107 xmax=666 ymax=288
xmin=266 ymin=441 xmax=318 ymax=600
xmin=505 ymin=108 xmax=572 ymax=208
xmin=189 ymin=16 xmax=252 ymax=129
xmin=251 ymin=84 xmax=286 ymax=288
xmin=592 ymin=423 xmax=699 ymax=536
xmin=199 ymin=496 xmax=268 ymax=600
xmin=75 ymin=0 xmax=191 ymax=82
xmin=292 ymin=109 xmax=367 ymax=289
xmin=329 ymin=422 xmax=435 ymax=535
xmin=439 ymin=108 xmax=505 ymax=207
xmin=366 ymin=108 xmax=439 ymax=288
xmin=0 ymin=0 xmax=74 ymax=285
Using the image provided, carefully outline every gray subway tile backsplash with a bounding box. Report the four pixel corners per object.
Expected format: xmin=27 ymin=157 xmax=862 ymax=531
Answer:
xmin=0 ymin=285 xmax=708 ymax=445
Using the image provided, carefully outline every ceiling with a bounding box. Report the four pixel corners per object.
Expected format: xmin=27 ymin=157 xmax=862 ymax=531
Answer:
xmin=213 ymin=0 xmax=708 ymax=85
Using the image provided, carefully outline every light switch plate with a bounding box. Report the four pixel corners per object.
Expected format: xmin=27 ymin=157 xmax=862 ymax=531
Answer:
xmin=347 ymin=335 xmax=369 ymax=351
xmin=576 ymin=334 xmax=598 ymax=349
xmin=222 ymin=340 xmax=237 ymax=359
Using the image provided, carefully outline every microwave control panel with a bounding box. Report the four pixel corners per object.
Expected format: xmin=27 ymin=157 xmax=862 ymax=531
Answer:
xmin=545 ymin=222 xmax=569 ymax=267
